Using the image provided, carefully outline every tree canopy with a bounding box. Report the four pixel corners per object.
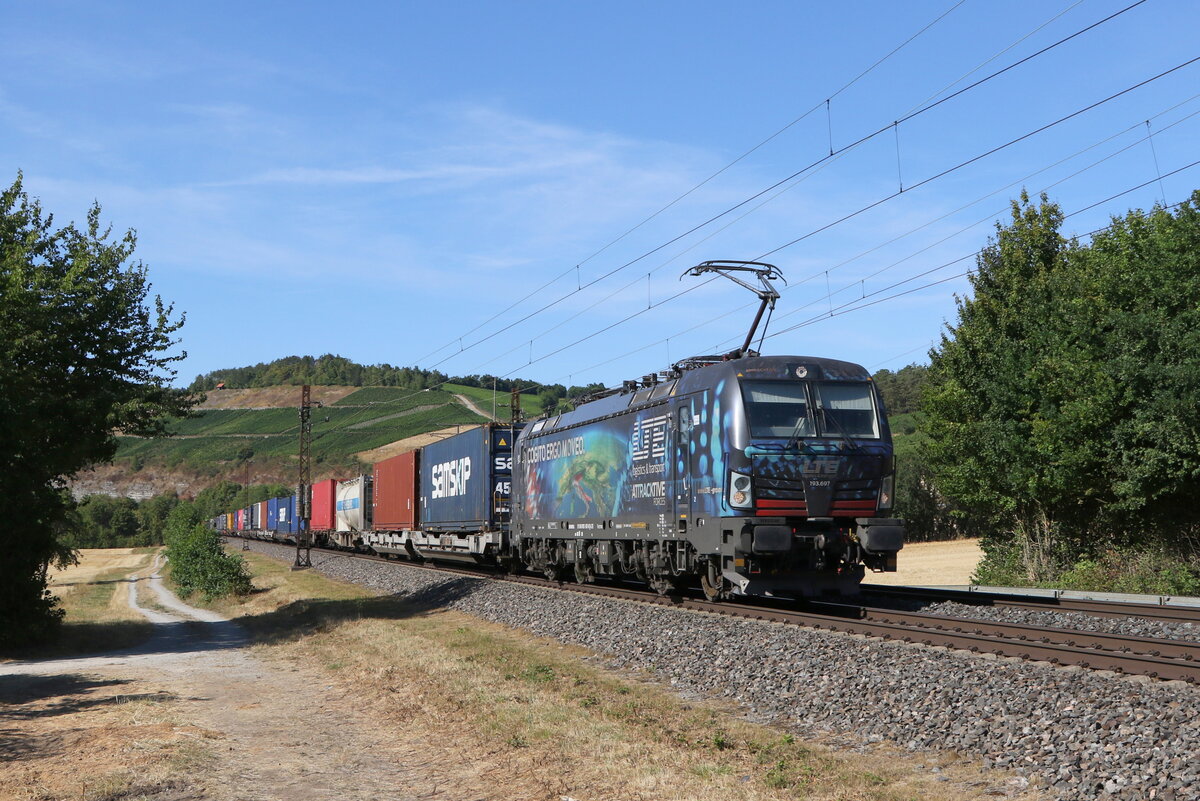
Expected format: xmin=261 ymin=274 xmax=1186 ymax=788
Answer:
xmin=923 ymin=190 xmax=1200 ymax=583
xmin=0 ymin=175 xmax=197 ymax=646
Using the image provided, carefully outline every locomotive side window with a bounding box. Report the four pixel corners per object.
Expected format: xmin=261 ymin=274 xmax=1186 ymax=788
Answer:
xmin=812 ymin=382 xmax=880 ymax=438
xmin=741 ymin=381 xmax=814 ymax=438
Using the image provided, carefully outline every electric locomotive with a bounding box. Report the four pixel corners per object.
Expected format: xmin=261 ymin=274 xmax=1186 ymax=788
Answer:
xmin=512 ymin=352 xmax=903 ymax=598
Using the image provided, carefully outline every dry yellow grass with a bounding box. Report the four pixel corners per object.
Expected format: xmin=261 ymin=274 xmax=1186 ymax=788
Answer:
xmin=0 ymin=674 xmax=212 ymax=801
xmin=198 ymin=384 xmax=358 ymax=409
xmin=867 ymin=538 xmax=984 ymax=586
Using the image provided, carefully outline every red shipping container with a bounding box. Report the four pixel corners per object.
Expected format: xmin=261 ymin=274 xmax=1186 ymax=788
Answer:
xmin=310 ymin=478 xmax=338 ymax=531
xmin=258 ymin=500 xmax=269 ymax=530
xmin=235 ymin=508 xmax=244 ymax=530
xmin=373 ymin=450 xmax=419 ymax=530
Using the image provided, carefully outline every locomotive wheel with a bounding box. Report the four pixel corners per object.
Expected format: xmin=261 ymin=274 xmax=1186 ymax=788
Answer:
xmin=573 ymin=559 xmax=592 ymax=584
xmin=543 ymin=563 xmax=561 ymax=583
xmin=648 ymin=574 xmax=682 ymax=596
xmin=700 ymin=561 xmax=728 ymax=601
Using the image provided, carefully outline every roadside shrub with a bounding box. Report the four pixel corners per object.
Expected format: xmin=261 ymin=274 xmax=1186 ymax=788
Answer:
xmin=165 ymin=506 xmax=252 ymax=600
xmin=972 ymin=539 xmax=1200 ymax=596
xmin=1056 ymin=549 xmax=1200 ymax=596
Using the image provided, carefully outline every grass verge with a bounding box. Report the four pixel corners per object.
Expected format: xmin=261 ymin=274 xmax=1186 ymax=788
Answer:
xmin=4 ymin=548 xmax=159 ymax=661
xmin=208 ymin=550 xmax=1032 ymax=801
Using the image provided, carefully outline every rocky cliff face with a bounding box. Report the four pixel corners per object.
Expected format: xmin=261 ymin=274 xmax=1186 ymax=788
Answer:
xmin=69 ymin=463 xmax=298 ymax=501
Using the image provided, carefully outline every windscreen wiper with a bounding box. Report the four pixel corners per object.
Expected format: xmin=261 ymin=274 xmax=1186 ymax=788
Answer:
xmin=816 ymin=403 xmax=864 ymax=453
xmin=784 ymin=407 xmax=820 ymax=453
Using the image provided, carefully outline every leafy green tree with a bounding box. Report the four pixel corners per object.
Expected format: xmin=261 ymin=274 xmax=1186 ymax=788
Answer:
xmin=0 ymin=175 xmax=197 ymax=646
xmin=70 ymin=495 xmax=140 ymax=548
xmin=164 ymin=503 xmax=252 ymax=600
xmin=923 ymin=191 xmax=1200 ymax=583
xmin=137 ymin=492 xmax=181 ymax=545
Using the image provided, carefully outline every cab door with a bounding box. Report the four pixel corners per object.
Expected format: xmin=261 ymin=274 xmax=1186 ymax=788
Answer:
xmin=672 ymin=396 xmax=697 ymax=534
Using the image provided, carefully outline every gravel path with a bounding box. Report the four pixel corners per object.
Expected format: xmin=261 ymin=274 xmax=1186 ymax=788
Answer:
xmin=246 ymin=541 xmax=1200 ymax=801
xmin=2 ymin=555 xmax=475 ymax=801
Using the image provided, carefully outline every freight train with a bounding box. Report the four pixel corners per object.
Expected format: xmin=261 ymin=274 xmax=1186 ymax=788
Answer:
xmin=213 ymin=352 xmax=904 ymax=599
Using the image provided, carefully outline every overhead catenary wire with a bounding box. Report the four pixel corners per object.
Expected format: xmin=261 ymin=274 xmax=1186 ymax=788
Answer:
xmin=307 ymin=10 xmax=1182 ymax=428
xmin=755 ymin=53 xmax=1200 ymax=261
xmin=308 ymin=169 xmax=1198 ymax=447
xmin=577 ymin=153 xmax=1200 ymax=386
xmin=708 ymin=101 xmax=1200 ymax=350
xmin=335 ymin=84 xmax=1199 ymax=423
xmin=408 ymin=0 xmax=969 ymax=367
xmin=411 ymin=2 xmax=1144 ymax=376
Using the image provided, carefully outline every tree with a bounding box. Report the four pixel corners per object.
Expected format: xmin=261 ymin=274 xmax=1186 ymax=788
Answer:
xmin=923 ymin=190 xmax=1200 ymax=582
xmin=137 ymin=492 xmax=181 ymax=545
xmin=0 ymin=175 xmax=197 ymax=646
xmin=70 ymin=495 xmax=141 ymax=548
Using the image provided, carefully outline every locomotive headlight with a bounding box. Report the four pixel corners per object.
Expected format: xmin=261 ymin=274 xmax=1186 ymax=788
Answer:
xmin=729 ymin=472 xmax=753 ymax=509
xmin=878 ymin=474 xmax=894 ymax=511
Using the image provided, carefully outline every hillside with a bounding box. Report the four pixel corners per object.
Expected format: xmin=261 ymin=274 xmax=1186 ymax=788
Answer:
xmin=77 ymin=386 xmax=492 ymax=499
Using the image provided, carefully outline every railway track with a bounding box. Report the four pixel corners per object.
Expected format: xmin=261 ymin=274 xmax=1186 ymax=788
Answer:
xmin=863 ymin=583 xmax=1200 ymax=625
xmin=228 ymin=537 xmax=1200 ymax=683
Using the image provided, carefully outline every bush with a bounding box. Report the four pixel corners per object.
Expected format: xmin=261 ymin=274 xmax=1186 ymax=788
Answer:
xmin=1055 ymin=550 xmax=1200 ymax=597
xmin=972 ymin=539 xmax=1200 ymax=596
xmin=164 ymin=506 xmax=252 ymax=601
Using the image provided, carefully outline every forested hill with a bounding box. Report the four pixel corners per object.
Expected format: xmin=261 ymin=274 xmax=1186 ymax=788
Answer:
xmin=870 ymin=364 xmax=927 ymax=415
xmin=189 ymin=355 xmax=606 ymax=413
xmin=189 ymin=355 xmax=450 ymax=392
xmin=193 ymin=354 xmax=927 ymax=411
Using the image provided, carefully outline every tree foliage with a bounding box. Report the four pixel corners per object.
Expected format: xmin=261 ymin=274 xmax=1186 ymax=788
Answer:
xmin=0 ymin=175 xmax=197 ymax=646
xmin=871 ymin=364 xmax=928 ymax=415
xmin=163 ymin=505 xmax=252 ymax=601
xmin=189 ymin=354 xmax=450 ymax=392
xmin=923 ymin=190 xmax=1200 ymax=582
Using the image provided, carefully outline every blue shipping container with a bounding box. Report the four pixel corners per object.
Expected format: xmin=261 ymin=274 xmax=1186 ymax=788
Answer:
xmin=269 ymin=495 xmax=299 ymax=535
xmin=419 ymin=423 xmax=523 ymax=532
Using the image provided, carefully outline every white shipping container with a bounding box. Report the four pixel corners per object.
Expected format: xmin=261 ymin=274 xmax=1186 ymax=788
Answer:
xmin=336 ymin=475 xmax=372 ymax=532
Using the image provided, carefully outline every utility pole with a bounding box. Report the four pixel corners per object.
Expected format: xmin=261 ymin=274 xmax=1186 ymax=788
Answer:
xmin=510 ymin=384 xmax=522 ymax=424
xmin=293 ymin=384 xmax=313 ymax=570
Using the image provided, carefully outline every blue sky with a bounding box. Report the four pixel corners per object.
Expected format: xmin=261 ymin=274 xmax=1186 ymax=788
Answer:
xmin=4 ymin=1 xmax=1198 ymax=392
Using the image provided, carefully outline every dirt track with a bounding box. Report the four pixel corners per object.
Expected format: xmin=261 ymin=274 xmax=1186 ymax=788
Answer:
xmin=1 ymin=558 xmax=445 ymax=800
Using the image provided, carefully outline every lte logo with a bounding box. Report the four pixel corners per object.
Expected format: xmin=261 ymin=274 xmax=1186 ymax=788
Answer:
xmin=632 ymin=415 xmax=669 ymax=462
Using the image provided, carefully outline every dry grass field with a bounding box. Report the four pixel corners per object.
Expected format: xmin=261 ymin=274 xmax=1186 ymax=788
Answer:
xmin=867 ymin=538 xmax=984 ymax=586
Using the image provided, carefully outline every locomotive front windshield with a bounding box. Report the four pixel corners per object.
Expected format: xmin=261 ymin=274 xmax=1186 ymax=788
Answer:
xmin=742 ymin=380 xmax=879 ymax=439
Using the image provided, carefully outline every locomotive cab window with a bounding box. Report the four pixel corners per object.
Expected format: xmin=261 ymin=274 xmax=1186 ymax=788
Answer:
xmin=812 ymin=382 xmax=880 ymax=439
xmin=741 ymin=381 xmax=814 ymax=438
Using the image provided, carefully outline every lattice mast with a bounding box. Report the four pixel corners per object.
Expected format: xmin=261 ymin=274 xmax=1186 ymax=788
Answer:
xmin=293 ymin=384 xmax=314 ymax=570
